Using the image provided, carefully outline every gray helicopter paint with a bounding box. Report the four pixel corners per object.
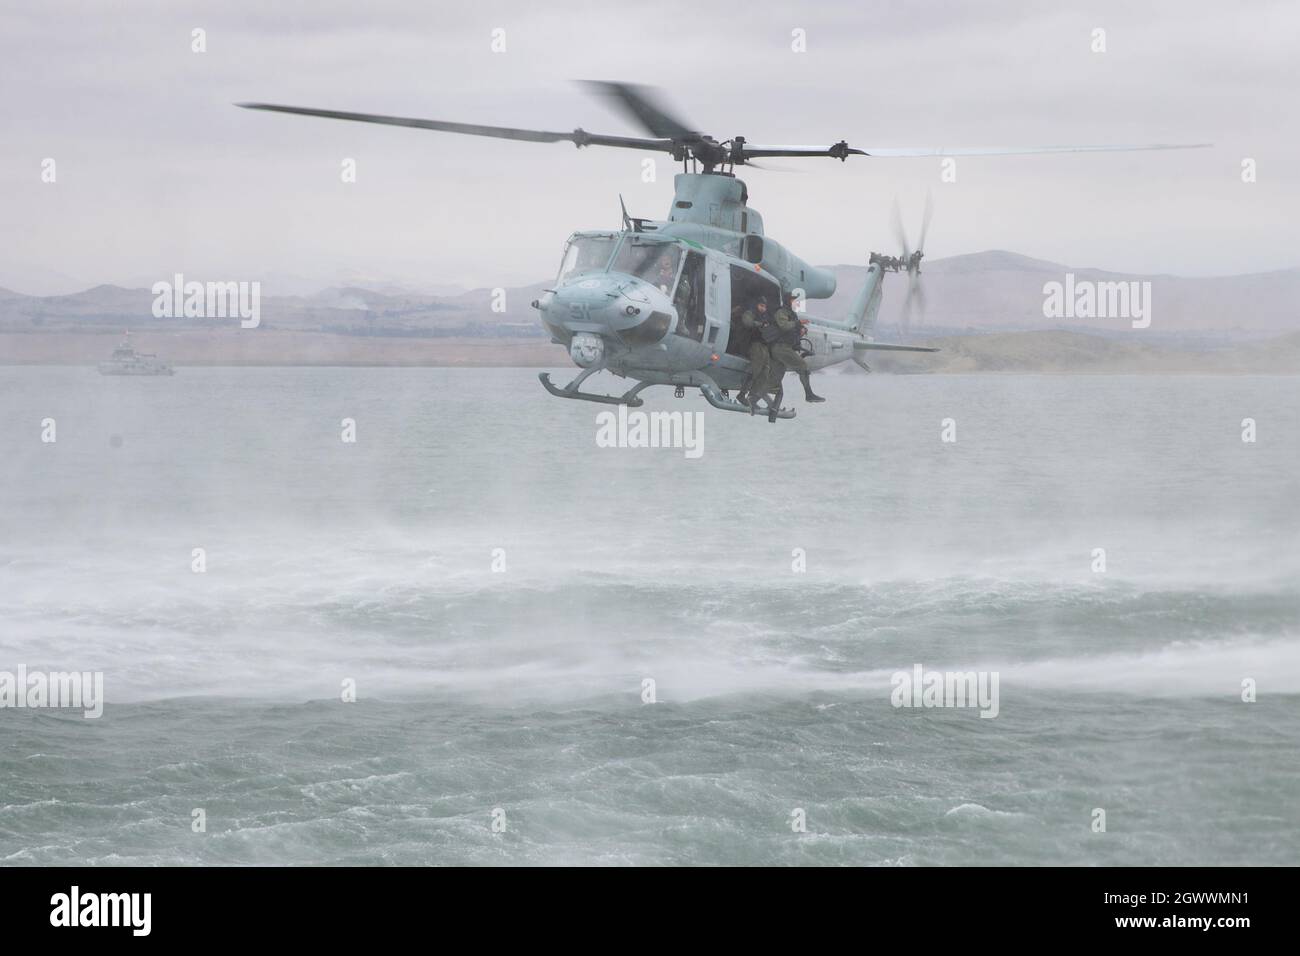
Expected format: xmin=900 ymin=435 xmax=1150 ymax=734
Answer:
xmin=539 ymin=177 xmax=892 ymax=394
xmin=659 ymin=175 xmax=835 ymax=299
xmin=235 ymin=82 xmax=1197 ymax=416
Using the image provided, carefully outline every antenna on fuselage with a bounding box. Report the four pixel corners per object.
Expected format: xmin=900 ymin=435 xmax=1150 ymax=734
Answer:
xmin=618 ymin=193 xmax=646 ymax=232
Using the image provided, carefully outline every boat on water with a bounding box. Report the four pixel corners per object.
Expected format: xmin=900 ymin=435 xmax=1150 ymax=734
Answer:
xmin=97 ymin=335 xmax=175 ymax=376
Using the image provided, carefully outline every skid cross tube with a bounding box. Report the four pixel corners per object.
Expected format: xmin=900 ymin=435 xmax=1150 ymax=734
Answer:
xmin=538 ymin=369 xmax=652 ymax=407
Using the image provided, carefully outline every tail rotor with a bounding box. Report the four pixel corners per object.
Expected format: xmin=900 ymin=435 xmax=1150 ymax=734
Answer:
xmin=891 ymin=191 xmax=933 ymax=335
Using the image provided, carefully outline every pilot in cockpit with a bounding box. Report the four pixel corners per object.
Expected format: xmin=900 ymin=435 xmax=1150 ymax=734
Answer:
xmin=654 ymin=253 xmax=677 ymax=295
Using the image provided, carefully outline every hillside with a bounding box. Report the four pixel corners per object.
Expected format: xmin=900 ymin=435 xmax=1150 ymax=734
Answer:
xmin=2 ymin=250 xmax=1297 ymax=342
xmin=820 ymin=252 xmax=1300 ymax=337
xmin=863 ymin=330 xmax=1300 ymax=375
xmin=3 ymin=325 xmax=1296 ymax=372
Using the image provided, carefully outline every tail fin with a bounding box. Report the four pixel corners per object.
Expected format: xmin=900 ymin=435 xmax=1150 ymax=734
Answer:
xmin=846 ymin=261 xmax=939 ymax=361
xmin=811 ymin=260 xmax=937 ymax=366
xmin=847 ymin=262 xmax=885 ymax=339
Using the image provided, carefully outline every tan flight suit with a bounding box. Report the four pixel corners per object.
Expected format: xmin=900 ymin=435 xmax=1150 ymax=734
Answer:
xmin=769 ymin=307 xmax=810 ymax=375
xmin=769 ymin=307 xmax=825 ymax=403
xmin=740 ymin=308 xmax=774 ymax=396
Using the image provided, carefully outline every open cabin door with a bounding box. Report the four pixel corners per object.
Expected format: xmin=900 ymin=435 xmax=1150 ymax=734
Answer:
xmin=704 ymin=255 xmax=730 ymax=353
xmin=724 ymin=264 xmax=783 ymax=359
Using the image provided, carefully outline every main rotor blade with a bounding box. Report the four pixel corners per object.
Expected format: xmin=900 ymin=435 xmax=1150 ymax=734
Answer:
xmin=743 ymin=160 xmax=804 ymax=172
xmin=579 ymin=81 xmax=698 ymax=140
xmin=733 ymin=142 xmax=1208 ymax=161
xmin=236 ymin=103 xmax=674 ymax=153
xmin=857 ymin=143 xmax=1211 ymax=157
xmin=854 ymin=342 xmax=939 ymax=353
xmin=742 ymin=144 xmax=869 ymax=160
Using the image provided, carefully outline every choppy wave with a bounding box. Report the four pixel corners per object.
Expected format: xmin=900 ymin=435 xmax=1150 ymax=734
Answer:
xmin=3 ymin=553 xmax=1296 ymax=703
xmin=2 ymin=369 xmax=1298 ymax=865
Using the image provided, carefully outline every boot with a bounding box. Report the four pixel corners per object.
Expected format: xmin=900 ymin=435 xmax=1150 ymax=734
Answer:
xmin=799 ymin=371 xmax=826 ymax=403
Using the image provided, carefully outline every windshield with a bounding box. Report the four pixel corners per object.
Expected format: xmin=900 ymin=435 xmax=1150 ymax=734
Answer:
xmin=557 ymin=236 xmax=617 ymax=282
xmin=611 ymin=241 xmax=681 ymax=294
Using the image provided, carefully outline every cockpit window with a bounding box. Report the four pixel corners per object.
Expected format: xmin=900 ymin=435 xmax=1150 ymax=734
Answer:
xmin=611 ymin=241 xmax=681 ymax=294
xmin=558 ymin=236 xmax=617 ymax=282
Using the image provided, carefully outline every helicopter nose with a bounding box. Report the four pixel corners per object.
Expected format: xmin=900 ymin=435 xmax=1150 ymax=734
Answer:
xmin=546 ymin=276 xmax=626 ymax=329
xmin=544 ymin=275 xmax=673 ymax=345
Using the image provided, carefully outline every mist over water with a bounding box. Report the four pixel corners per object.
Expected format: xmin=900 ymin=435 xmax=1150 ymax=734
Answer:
xmin=2 ymin=368 xmax=1297 ymax=865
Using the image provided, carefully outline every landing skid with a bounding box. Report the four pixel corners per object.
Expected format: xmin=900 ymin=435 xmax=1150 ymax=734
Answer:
xmin=700 ymin=382 xmax=796 ymax=420
xmin=538 ymin=370 xmax=651 ymax=407
xmin=539 ymin=369 xmax=796 ymax=421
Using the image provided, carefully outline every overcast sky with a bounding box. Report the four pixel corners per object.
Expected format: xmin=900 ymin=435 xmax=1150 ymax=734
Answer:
xmin=1 ymin=0 xmax=1296 ymax=294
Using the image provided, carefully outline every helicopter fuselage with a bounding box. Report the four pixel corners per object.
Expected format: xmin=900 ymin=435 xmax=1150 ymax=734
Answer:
xmin=234 ymin=84 xmax=1193 ymax=418
xmin=534 ymin=173 xmax=871 ymax=394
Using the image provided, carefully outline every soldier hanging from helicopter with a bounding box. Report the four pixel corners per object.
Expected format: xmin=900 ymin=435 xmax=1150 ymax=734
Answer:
xmin=737 ymin=292 xmax=825 ymax=409
xmin=736 ymin=294 xmax=776 ymax=408
xmin=770 ymin=292 xmax=825 ymax=404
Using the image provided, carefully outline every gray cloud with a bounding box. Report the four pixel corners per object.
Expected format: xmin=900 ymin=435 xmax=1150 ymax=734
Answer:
xmin=1 ymin=0 xmax=1295 ymax=294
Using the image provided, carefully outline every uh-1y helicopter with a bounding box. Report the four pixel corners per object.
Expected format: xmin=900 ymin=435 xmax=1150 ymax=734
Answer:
xmin=239 ymin=82 xmax=1207 ymax=421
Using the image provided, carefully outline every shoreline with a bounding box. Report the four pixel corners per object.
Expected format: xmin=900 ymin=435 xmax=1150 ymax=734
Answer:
xmin=1 ymin=330 xmax=1296 ymax=374
xmin=0 ymin=331 xmax=568 ymax=368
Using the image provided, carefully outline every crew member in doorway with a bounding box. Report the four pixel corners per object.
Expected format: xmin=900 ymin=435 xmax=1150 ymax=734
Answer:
xmin=770 ymin=293 xmax=825 ymax=404
xmin=738 ymin=295 xmax=777 ymax=410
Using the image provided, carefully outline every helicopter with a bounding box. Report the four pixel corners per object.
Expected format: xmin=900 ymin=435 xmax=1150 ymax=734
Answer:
xmin=238 ymin=82 xmax=1207 ymax=421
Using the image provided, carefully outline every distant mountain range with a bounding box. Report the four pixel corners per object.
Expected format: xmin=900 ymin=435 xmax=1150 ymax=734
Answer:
xmin=1 ymin=251 xmax=1295 ymax=362
xmin=820 ymin=251 xmax=1299 ymax=341
xmin=858 ymin=329 xmax=1300 ymax=375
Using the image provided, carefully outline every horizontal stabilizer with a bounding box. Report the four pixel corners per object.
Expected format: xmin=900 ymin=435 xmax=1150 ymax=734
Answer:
xmin=854 ymin=342 xmax=939 ymax=353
